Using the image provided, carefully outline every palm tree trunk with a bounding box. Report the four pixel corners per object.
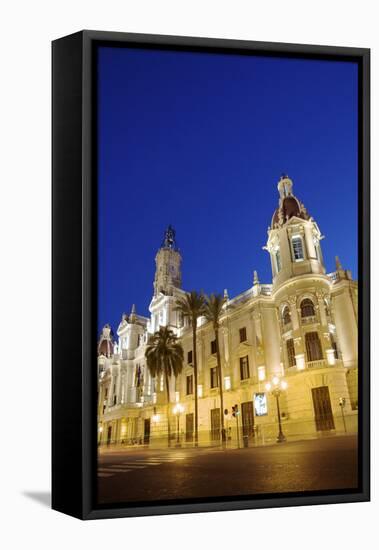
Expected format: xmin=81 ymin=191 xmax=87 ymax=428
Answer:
xmin=192 ymin=323 xmax=199 ymax=447
xmin=165 ymin=373 xmax=171 ymax=448
xmin=215 ymin=326 xmax=226 ymax=444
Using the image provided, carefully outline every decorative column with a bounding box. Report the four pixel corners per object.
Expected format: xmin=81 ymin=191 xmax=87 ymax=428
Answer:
xmin=253 ymin=309 xmax=266 ymax=378
xmin=222 ymin=323 xmax=229 ymax=365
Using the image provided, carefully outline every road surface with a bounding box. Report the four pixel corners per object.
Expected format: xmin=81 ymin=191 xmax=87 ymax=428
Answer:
xmin=97 ymin=434 xmax=358 ymax=504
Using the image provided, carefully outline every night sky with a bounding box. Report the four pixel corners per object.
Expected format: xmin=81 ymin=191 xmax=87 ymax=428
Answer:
xmin=97 ymin=46 xmax=358 ymax=335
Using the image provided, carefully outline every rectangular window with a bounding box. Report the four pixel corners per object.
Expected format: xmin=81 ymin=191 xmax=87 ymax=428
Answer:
xmin=239 ymin=355 xmax=250 ymax=380
xmin=187 ymin=350 xmax=193 ymax=364
xmin=330 ymin=334 xmax=339 ymax=359
xmin=186 ymin=374 xmax=193 ymax=395
xmin=211 ymin=339 xmax=217 ymax=355
xmin=197 ymin=384 xmax=203 ymax=398
xmin=292 ymin=236 xmax=304 ymax=261
xmin=305 ymin=331 xmax=323 ymax=362
xmin=113 ymin=395 xmax=117 ymax=405
xmin=313 ymin=237 xmax=320 ymax=260
xmin=286 ymin=338 xmax=296 ymax=367
xmin=177 ymin=311 xmax=184 ymax=327
xmin=224 ymin=376 xmax=231 ymax=390
xmin=210 ymin=366 xmax=218 ymax=388
xmin=239 ymin=327 xmax=247 ymax=343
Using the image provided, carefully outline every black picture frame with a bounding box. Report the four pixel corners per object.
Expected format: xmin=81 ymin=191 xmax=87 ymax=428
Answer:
xmin=52 ymin=30 xmax=370 ymax=520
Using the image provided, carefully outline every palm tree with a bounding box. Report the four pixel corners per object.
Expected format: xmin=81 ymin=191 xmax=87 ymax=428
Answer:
xmin=204 ymin=293 xmax=227 ymax=444
xmin=145 ymin=326 xmax=184 ymax=447
xmin=175 ymin=291 xmax=206 ymax=446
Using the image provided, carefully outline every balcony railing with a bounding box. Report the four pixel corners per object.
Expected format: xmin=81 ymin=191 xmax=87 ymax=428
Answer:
xmin=260 ymin=284 xmax=272 ymax=296
xmin=306 ymin=359 xmax=327 ymax=369
xmin=282 ymin=321 xmax=293 ymax=332
xmin=301 ymin=315 xmax=317 ymax=325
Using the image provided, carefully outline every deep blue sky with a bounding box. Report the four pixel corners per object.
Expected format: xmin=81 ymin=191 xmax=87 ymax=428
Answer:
xmin=98 ymin=46 xmax=358 ymax=335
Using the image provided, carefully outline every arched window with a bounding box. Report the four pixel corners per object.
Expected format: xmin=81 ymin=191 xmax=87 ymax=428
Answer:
xmin=300 ymin=298 xmax=315 ymax=318
xmin=282 ymin=306 xmax=291 ymax=325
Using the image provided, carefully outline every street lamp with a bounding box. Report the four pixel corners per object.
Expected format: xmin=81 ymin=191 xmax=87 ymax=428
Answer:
xmin=265 ymin=376 xmax=288 ymax=443
xmin=339 ymin=397 xmax=347 ymax=433
xmin=173 ymin=403 xmax=184 ymax=447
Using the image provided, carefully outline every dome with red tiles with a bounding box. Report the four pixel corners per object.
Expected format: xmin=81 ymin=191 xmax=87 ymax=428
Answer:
xmin=97 ymin=324 xmax=114 ymax=357
xmin=271 ymin=175 xmax=310 ymax=229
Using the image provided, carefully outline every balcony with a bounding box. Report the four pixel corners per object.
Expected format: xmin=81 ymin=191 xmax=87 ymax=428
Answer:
xmin=282 ymin=320 xmax=293 ymax=333
xmin=306 ymin=359 xmax=327 ymax=369
xmin=301 ymin=315 xmax=317 ymax=325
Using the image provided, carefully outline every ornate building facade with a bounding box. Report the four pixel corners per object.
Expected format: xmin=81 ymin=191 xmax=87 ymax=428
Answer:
xmin=97 ymin=176 xmax=358 ymax=447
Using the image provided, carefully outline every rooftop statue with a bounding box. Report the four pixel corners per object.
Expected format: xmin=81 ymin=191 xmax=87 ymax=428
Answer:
xmin=162 ymin=224 xmax=177 ymax=249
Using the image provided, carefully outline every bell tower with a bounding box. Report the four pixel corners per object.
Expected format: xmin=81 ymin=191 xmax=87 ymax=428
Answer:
xmin=266 ymin=175 xmax=325 ymax=288
xmin=153 ymin=225 xmax=182 ymax=297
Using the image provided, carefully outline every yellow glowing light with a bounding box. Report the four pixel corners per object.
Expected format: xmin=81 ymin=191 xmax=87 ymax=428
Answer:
xmin=265 ymin=382 xmax=272 ymax=392
xmin=258 ymin=366 xmax=266 ymax=381
xmin=173 ymin=403 xmax=184 ymax=415
xmin=281 ymin=380 xmax=288 ymax=390
xmin=152 ymin=414 xmax=160 ymax=422
xmin=272 ymin=376 xmax=279 ymax=386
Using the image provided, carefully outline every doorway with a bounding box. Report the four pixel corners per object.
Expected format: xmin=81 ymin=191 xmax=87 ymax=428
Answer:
xmin=185 ymin=413 xmax=194 ymax=442
xmin=144 ymin=418 xmax=151 ymax=444
xmin=107 ymin=425 xmax=112 ymax=445
xmin=241 ymin=401 xmax=255 ymax=438
xmin=312 ymin=386 xmax=335 ymax=431
xmin=210 ymin=408 xmax=220 ymax=441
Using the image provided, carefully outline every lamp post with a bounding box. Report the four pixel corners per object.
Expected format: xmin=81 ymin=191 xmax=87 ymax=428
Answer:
xmin=339 ymin=397 xmax=347 ymax=433
xmin=265 ymin=376 xmax=288 ymax=443
xmin=173 ymin=403 xmax=184 ymax=447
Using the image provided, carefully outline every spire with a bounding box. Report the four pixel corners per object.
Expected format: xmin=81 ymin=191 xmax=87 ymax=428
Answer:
xmin=335 ymin=256 xmax=343 ymax=270
xmin=224 ymin=288 xmax=229 ymax=299
xmin=252 ymin=270 xmax=261 ymax=297
xmin=129 ymin=304 xmax=137 ymax=323
xmin=162 ymin=224 xmax=177 ymax=249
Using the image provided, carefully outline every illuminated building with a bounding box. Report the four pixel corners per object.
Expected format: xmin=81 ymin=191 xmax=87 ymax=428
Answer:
xmin=97 ymin=176 xmax=358 ymax=446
